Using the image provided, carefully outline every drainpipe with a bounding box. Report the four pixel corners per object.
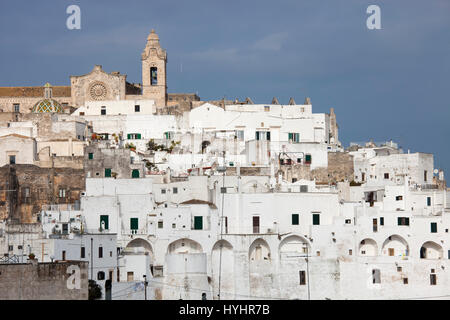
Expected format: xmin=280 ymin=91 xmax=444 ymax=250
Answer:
xmin=90 ymin=237 xmax=93 ymax=280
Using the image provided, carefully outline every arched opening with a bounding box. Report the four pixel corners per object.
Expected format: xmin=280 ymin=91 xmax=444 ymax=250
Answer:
xmin=381 ymin=235 xmax=409 ymax=257
xmin=279 ymin=235 xmax=310 ymax=260
xmin=249 ymin=238 xmax=271 ymax=262
xmin=122 ymin=238 xmax=154 ymax=278
xmin=420 ymin=241 xmax=443 ymax=259
xmin=359 ymin=238 xmax=378 ymax=256
xmin=201 ymin=141 xmax=210 ymax=154
xmin=211 ymin=240 xmax=234 ymax=299
xmin=150 ymin=67 xmax=157 ymax=85
xmin=168 ymin=238 xmax=203 ymax=254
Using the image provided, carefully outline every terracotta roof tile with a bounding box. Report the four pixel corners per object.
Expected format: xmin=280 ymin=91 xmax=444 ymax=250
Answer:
xmin=0 ymin=86 xmax=71 ymax=97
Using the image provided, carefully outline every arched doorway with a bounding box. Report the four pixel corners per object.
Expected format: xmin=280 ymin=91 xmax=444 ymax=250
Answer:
xmin=359 ymin=238 xmax=378 ymax=256
xmin=211 ymin=240 xmax=234 ymax=299
xmin=420 ymin=241 xmax=443 ymax=259
xmin=381 ymin=235 xmax=409 ymax=257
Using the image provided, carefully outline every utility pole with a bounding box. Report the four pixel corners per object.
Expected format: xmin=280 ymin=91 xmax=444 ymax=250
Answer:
xmin=305 ymin=244 xmax=310 ymax=301
xmin=217 ymin=151 xmax=226 ymax=300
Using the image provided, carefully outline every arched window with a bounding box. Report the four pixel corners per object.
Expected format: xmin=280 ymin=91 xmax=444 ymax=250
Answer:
xmin=97 ymin=271 xmax=105 ymax=280
xmin=150 ymin=67 xmax=157 ymax=85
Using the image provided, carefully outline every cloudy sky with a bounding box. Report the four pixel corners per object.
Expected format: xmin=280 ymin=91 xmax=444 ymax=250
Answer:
xmin=1 ymin=0 xmax=449 ymax=173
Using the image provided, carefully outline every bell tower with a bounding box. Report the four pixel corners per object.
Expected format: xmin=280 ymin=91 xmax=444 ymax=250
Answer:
xmin=141 ymin=29 xmax=167 ymax=106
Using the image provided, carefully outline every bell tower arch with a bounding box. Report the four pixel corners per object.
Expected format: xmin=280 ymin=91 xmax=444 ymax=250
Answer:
xmin=141 ymin=29 xmax=167 ymax=106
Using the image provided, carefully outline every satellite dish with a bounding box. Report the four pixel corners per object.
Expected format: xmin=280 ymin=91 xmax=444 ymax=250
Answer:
xmin=433 ymin=169 xmax=439 ymax=174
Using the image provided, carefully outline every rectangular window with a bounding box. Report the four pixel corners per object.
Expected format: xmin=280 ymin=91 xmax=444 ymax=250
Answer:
xmin=135 ymin=105 xmax=140 ymax=112
xmin=403 ymin=278 xmax=408 ymax=285
xmin=349 ymin=249 xmax=352 ymax=255
xmin=235 ymin=130 xmax=244 ymax=141
xmin=13 ymin=104 xmax=20 ymax=113
xmin=345 ymin=219 xmax=351 ymax=224
xmin=59 ymin=188 xmax=66 ymax=198
xmin=384 ymin=173 xmax=389 ymax=179
xmin=253 ymin=216 xmax=260 ymax=234
xmin=194 ymin=216 xmax=203 ymax=230
xmin=81 ymin=247 xmax=85 ymax=259
xmin=101 ymin=107 xmax=106 ymax=115
xmin=255 ymin=131 xmax=270 ymax=141
xmin=430 ymin=274 xmax=437 ymax=285
xmin=127 ymin=133 xmax=141 ymax=139
xmin=431 ymin=222 xmax=437 ymax=233
xmin=292 ymin=214 xmax=299 ymax=225
xmin=380 ymin=217 xmax=384 ymax=226
xmin=300 ymin=185 xmax=308 ymax=193
xmin=312 ymin=213 xmax=320 ymax=225
xmin=88 ymin=153 xmax=93 ymax=160
xmin=299 ymin=271 xmax=306 ymax=285
xmin=161 ymin=189 xmax=166 ymax=194
xmin=305 ymin=154 xmax=312 ymax=164
xmin=398 ymin=217 xmax=410 ymax=226
xmin=9 ymin=155 xmax=16 ymax=164
xmin=158 ymin=220 xmax=163 ymax=229
xmin=424 ymin=170 xmax=428 ymax=182
xmin=23 ymin=187 xmax=30 ymax=198
xmin=372 ymin=269 xmax=381 ymax=284
xmin=427 ymin=197 xmax=431 ymax=206
xmin=98 ymin=246 xmax=103 ymax=258
xmin=130 ymin=218 xmax=139 ymax=231
xmin=100 ymin=215 xmax=109 ymax=230
xmin=373 ymin=218 xmax=378 ymax=232
xmin=173 ymin=187 xmax=178 ymax=194
xmin=105 ymin=168 xmax=112 ymax=177
xmin=264 ymin=106 xmax=270 ymax=112
xmin=288 ymin=133 xmax=300 ymax=143
xmin=395 ymin=196 xmax=403 ymax=201
xmin=62 ymin=251 xmax=66 ymax=260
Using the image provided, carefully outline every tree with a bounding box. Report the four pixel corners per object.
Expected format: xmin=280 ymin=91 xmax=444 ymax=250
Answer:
xmin=88 ymin=280 xmax=102 ymax=300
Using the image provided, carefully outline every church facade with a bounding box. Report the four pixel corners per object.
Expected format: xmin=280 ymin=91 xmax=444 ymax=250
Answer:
xmin=0 ymin=30 xmax=198 ymax=115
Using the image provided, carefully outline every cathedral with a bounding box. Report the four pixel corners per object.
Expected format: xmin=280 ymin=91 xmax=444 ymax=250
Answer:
xmin=0 ymin=30 xmax=200 ymax=115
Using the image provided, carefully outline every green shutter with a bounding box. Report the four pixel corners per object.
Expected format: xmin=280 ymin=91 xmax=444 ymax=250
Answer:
xmin=313 ymin=214 xmax=320 ymax=225
xmin=137 ymin=133 xmax=141 ymax=140
xmin=88 ymin=153 xmax=93 ymax=160
xmin=288 ymin=133 xmax=293 ymax=140
xmin=267 ymin=131 xmax=271 ymax=141
xmin=127 ymin=134 xmax=131 ymax=139
xmin=100 ymin=215 xmax=109 ymax=230
xmin=132 ymin=169 xmax=140 ymax=178
xmin=406 ymin=217 xmax=410 ymax=226
xmin=295 ymin=133 xmax=300 ymax=142
xmin=305 ymin=154 xmax=312 ymax=163
xmin=380 ymin=217 xmax=384 ymax=225
xmin=398 ymin=217 xmax=402 ymax=225
xmin=194 ymin=216 xmax=203 ymax=230
xmin=130 ymin=218 xmax=138 ymax=230
xmin=105 ymin=168 xmax=111 ymax=177
xmin=292 ymin=214 xmax=299 ymax=225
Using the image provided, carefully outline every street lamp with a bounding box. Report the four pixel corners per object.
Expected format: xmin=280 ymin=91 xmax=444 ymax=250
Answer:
xmin=143 ymin=275 xmax=148 ymax=300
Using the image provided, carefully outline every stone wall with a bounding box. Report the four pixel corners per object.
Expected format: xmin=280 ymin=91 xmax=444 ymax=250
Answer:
xmin=280 ymin=152 xmax=354 ymax=184
xmin=0 ymin=165 xmax=85 ymax=223
xmin=0 ymin=260 xmax=88 ymax=300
